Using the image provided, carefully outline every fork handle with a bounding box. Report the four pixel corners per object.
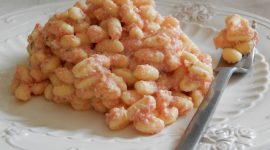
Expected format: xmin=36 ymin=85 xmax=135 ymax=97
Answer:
xmin=175 ymin=67 xmax=236 ymax=150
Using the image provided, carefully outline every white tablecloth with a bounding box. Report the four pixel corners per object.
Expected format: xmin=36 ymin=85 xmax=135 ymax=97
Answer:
xmin=1 ymin=0 xmax=270 ymax=19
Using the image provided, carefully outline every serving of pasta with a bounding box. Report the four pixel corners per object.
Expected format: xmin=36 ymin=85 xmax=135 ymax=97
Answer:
xmin=214 ymin=14 xmax=259 ymax=63
xmin=10 ymin=0 xmax=215 ymax=134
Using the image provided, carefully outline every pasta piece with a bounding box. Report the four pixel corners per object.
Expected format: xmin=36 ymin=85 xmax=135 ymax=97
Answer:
xmin=30 ymin=69 xmax=47 ymax=82
xmin=144 ymin=22 xmax=160 ymax=34
xmin=134 ymin=81 xmax=158 ymax=95
xmin=74 ymin=1 xmax=88 ymax=11
xmin=164 ymin=50 xmax=182 ymax=72
xmin=179 ymin=32 xmax=200 ymax=54
xmin=190 ymin=90 xmax=204 ymax=108
xmin=226 ymin=14 xmax=255 ymax=42
xmin=222 ymin=48 xmax=242 ymax=63
xmin=102 ymin=98 xmax=121 ymax=109
xmin=73 ymin=22 xmax=89 ymax=33
xmin=49 ymin=73 xmax=64 ymax=86
xmin=87 ymin=0 xmax=103 ymax=5
xmin=158 ymin=107 xmax=178 ymax=125
xmin=213 ymin=29 xmax=234 ymax=49
xmin=76 ymin=32 xmax=90 ymax=45
xmin=31 ymin=81 xmax=48 ymax=95
xmin=95 ymin=39 xmax=124 ymax=53
xmin=52 ymin=84 xmax=75 ymax=98
xmin=107 ymin=17 xmax=122 ymax=39
xmin=94 ymin=76 xmax=122 ymax=101
xmin=72 ymin=54 xmax=110 ymax=78
xmin=133 ymin=65 xmax=159 ymax=81
xmin=161 ymin=16 xmax=180 ymax=28
xmin=181 ymin=51 xmax=199 ymax=65
xmin=132 ymin=0 xmax=155 ymax=7
xmin=170 ymin=96 xmax=193 ymax=116
xmin=103 ymin=0 xmax=119 ymax=17
xmin=121 ymin=38 xmax=142 ymax=51
xmin=41 ymin=56 xmax=61 ymax=75
xmin=110 ymin=73 xmax=128 ymax=91
xmin=74 ymin=76 xmax=100 ymax=90
xmin=154 ymin=13 xmax=164 ymax=24
xmin=133 ymin=113 xmax=164 ymax=134
xmin=55 ymin=67 xmax=75 ymax=84
xmin=70 ymin=99 xmax=92 ymax=111
xmin=109 ymin=54 xmax=129 ymax=68
xmin=93 ymin=8 xmax=108 ymax=21
xmin=121 ymin=90 xmax=142 ymax=106
xmin=134 ymin=48 xmax=164 ymax=64
xmin=68 ymin=7 xmax=85 ymax=21
xmin=75 ymin=89 xmax=95 ymax=100
xmin=130 ymin=26 xmax=144 ymax=39
xmin=106 ymin=107 xmax=130 ymax=130
xmin=155 ymin=90 xmax=173 ymax=111
xmin=189 ymin=64 xmax=213 ymax=81
xmin=15 ymin=65 xmax=33 ymax=84
xmin=91 ymin=98 xmax=108 ymax=113
xmin=28 ymin=24 xmax=42 ymax=43
xmin=112 ymin=68 xmax=137 ymax=86
xmin=127 ymin=95 xmax=156 ymax=121
xmin=87 ymin=25 xmax=108 ymax=43
xmin=235 ymin=41 xmax=253 ymax=55
xmin=140 ymin=5 xmax=157 ymax=21
xmin=172 ymin=67 xmax=186 ymax=82
xmin=46 ymin=20 xmax=74 ymax=36
xmin=143 ymin=35 xmax=170 ymax=49
xmin=120 ymin=3 xmax=143 ymax=27
xmin=60 ymin=48 xmax=88 ymax=64
xmin=60 ymin=35 xmax=81 ymax=48
xmin=30 ymin=51 xmax=47 ymax=68
xmin=15 ymin=84 xmax=31 ymax=101
xmin=112 ymin=0 xmax=130 ymax=5
xmin=179 ymin=76 xmax=200 ymax=92
xmin=156 ymin=74 xmax=174 ymax=90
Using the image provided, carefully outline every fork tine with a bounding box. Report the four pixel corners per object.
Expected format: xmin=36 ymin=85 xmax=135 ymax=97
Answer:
xmin=252 ymin=20 xmax=257 ymax=29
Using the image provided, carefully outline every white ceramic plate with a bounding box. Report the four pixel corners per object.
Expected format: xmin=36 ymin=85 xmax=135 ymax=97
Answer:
xmin=0 ymin=1 xmax=269 ymax=150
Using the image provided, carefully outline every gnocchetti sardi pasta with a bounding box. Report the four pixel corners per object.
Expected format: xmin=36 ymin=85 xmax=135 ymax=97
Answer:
xmin=214 ymin=14 xmax=259 ymax=64
xmin=10 ymin=0 xmax=216 ymax=134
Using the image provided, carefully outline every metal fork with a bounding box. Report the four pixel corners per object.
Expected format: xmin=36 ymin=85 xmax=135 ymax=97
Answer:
xmin=175 ymin=21 xmax=257 ymax=150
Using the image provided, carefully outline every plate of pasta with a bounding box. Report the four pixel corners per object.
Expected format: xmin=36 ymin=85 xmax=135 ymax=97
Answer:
xmin=0 ymin=0 xmax=269 ymax=150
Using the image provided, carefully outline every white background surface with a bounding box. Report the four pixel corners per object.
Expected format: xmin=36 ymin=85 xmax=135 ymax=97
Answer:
xmin=0 ymin=0 xmax=270 ymax=19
